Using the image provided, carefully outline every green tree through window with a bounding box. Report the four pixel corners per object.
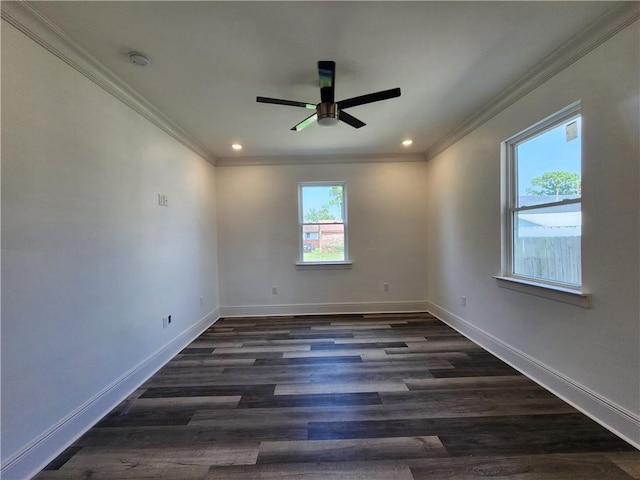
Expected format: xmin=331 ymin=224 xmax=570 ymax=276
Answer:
xmin=527 ymin=171 xmax=581 ymax=197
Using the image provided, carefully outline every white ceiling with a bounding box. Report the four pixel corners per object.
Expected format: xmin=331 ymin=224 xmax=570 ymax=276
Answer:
xmin=26 ymin=1 xmax=618 ymax=161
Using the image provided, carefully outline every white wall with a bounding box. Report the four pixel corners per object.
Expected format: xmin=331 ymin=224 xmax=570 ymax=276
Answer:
xmin=1 ymin=22 xmax=220 ymax=476
xmin=216 ymin=161 xmax=429 ymax=315
xmin=2 ymin=8 xmax=637 ymax=478
xmin=425 ymin=22 xmax=639 ymax=444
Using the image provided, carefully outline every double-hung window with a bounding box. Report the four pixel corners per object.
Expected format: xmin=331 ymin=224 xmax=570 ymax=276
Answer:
xmin=504 ymin=103 xmax=582 ymax=289
xmin=298 ymin=182 xmax=348 ymax=264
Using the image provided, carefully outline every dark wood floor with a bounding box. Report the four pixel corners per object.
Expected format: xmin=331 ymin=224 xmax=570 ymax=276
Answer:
xmin=34 ymin=313 xmax=638 ymax=479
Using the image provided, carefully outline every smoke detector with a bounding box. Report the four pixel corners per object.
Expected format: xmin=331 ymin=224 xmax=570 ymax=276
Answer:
xmin=128 ymin=52 xmax=150 ymax=67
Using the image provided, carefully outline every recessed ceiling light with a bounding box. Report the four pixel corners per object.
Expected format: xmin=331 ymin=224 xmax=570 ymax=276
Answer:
xmin=231 ymin=143 xmax=243 ymax=151
xmin=402 ymin=139 xmax=413 ymax=147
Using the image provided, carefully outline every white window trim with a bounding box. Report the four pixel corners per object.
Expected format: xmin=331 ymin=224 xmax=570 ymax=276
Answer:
xmin=501 ymin=101 xmax=589 ymax=304
xmin=297 ymin=181 xmax=350 ymax=267
xmin=494 ymin=275 xmax=590 ymax=308
xmin=295 ymin=261 xmax=353 ymax=270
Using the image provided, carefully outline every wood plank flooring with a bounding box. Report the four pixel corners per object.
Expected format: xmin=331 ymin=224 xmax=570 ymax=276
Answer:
xmin=34 ymin=313 xmax=639 ymax=479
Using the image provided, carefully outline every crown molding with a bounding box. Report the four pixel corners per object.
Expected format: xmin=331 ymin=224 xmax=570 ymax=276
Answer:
xmin=5 ymin=1 xmax=636 ymax=167
xmin=1 ymin=1 xmax=218 ymax=166
xmin=216 ymin=152 xmax=427 ymax=167
xmin=425 ymin=1 xmax=640 ymax=160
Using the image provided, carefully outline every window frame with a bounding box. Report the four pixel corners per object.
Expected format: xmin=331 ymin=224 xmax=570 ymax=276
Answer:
xmin=501 ymin=102 xmax=585 ymax=294
xmin=297 ymin=181 xmax=350 ymax=266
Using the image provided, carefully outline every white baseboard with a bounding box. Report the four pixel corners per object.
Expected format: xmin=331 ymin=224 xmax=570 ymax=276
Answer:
xmin=219 ymin=301 xmax=430 ymax=318
xmin=426 ymin=301 xmax=640 ymax=450
xmin=1 ymin=308 xmax=220 ymax=480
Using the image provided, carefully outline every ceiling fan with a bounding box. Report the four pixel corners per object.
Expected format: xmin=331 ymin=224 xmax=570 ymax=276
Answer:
xmin=256 ymin=61 xmax=401 ymax=131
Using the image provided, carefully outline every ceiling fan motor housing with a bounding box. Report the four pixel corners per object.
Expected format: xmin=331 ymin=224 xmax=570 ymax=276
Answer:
xmin=317 ymin=102 xmax=339 ymax=126
xmin=256 ymin=61 xmax=400 ymax=131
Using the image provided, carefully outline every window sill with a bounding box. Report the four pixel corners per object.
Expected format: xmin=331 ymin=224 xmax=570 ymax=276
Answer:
xmin=295 ymin=261 xmax=353 ymax=270
xmin=494 ymin=276 xmax=590 ymax=308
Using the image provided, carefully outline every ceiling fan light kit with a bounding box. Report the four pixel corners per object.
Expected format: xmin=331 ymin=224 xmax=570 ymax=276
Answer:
xmin=317 ymin=103 xmax=339 ymax=126
xmin=257 ymin=61 xmax=401 ymax=131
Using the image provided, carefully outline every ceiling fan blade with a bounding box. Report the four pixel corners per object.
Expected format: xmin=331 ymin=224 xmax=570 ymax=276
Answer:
xmin=257 ymin=96 xmax=316 ymax=110
xmin=339 ymin=110 xmax=366 ymax=129
xmin=338 ymin=87 xmax=401 ymax=110
xmin=318 ymin=61 xmax=335 ymax=104
xmin=291 ymin=113 xmax=318 ymax=131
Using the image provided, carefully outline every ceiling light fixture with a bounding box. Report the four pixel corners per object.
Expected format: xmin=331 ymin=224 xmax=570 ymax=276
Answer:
xmin=402 ymin=139 xmax=413 ymax=147
xmin=231 ymin=143 xmax=243 ymax=151
xmin=128 ymin=52 xmax=151 ymax=67
xmin=256 ymin=61 xmax=401 ymax=132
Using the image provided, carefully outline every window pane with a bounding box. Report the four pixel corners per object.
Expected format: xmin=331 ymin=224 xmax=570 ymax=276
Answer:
xmin=302 ymin=224 xmax=345 ymax=262
xmin=516 ymin=117 xmax=581 ymax=207
xmin=513 ymin=203 xmax=581 ymax=286
xmin=302 ymin=185 xmax=344 ymax=222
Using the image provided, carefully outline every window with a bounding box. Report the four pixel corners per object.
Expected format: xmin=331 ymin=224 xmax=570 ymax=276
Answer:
xmin=504 ymin=103 xmax=582 ymax=289
xmin=298 ymin=182 xmax=348 ymax=264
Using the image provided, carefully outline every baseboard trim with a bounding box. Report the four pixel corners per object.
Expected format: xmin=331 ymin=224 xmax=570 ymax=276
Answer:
xmin=426 ymin=301 xmax=640 ymax=450
xmin=1 ymin=308 xmax=220 ymax=480
xmin=220 ymin=301 xmax=430 ymax=318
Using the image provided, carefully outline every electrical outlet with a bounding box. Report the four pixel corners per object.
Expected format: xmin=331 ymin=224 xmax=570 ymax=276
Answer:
xmin=461 ymin=296 xmax=467 ymax=307
xmin=383 ymin=283 xmax=390 ymax=292
xmin=200 ymin=297 xmax=204 ymax=307
xmin=162 ymin=316 xmax=168 ymax=329
xmin=272 ymin=286 xmax=278 ymax=295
